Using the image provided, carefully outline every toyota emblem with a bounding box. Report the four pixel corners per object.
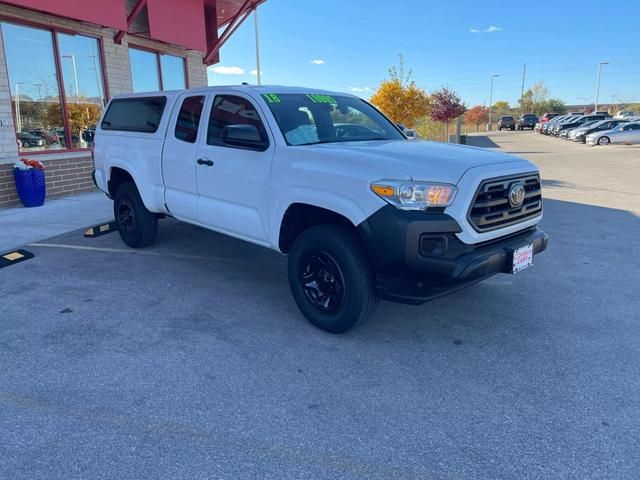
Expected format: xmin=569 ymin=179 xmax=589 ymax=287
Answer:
xmin=508 ymin=182 xmax=526 ymax=207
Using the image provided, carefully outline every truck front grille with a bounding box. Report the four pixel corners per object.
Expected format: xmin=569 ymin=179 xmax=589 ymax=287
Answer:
xmin=468 ymin=173 xmax=542 ymax=232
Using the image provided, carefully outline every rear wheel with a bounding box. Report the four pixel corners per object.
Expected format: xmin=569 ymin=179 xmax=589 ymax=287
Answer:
xmin=288 ymin=224 xmax=378 ymax=334
xmin=114 ymin=183 xmax=158 ymax=248
xmin=597 ymin=136 xmax=610 ymax=146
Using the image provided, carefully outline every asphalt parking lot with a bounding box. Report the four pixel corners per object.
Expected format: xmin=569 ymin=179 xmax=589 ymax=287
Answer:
xmin=1 ymin=132 xmax=639 ymax=479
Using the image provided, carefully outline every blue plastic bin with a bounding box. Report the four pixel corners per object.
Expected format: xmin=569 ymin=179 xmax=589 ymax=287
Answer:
xmin=13 ymin=167 xmax=46 ymax=208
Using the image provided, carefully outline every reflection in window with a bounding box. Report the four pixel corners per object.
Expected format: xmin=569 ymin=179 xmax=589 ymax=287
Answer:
xmin=208 ymin=95 xmax=268 ymax=147
xmin=130 ymin=48 xmax=160 ymax=92
xmin=1 ymin=22 xmax=66 ymax=152
xmin=160 ymin=54 xmax=186 ymax=90
xmin=58 ymin=33 xmax=105 ymax=148
xmin=130 ymin=48 xmax=186 ymax=92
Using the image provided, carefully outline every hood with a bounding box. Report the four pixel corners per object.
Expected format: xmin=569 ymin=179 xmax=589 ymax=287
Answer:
xmin=300 ymin=139 xmax=531 ymax=184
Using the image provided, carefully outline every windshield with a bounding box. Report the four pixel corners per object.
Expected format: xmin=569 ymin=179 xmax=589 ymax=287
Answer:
xmin=261 ymin=93 xmax=404 ymax=146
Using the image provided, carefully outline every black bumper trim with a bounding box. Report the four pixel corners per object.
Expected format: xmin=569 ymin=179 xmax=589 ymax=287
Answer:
xmin=376 ymin=228 xmax=548 ymax=304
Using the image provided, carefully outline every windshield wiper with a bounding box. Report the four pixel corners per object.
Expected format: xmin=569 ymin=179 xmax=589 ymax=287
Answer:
xmin=298 ymin=137 xmax=389 ymax=146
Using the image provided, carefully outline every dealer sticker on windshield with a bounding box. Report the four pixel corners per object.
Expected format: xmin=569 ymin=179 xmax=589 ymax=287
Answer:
xmin=512 ymin=243 xmax=534 ymax=274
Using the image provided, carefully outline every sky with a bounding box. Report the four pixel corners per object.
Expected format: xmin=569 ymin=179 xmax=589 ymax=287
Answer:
xmin=208 ymin=0 xmax=640 ymax=107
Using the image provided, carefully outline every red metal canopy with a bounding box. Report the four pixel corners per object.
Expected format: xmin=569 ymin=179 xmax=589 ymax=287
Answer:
xmin=2 ymin=0 xmax=127 ymax=30
xmin=3 ymin=0 xmax=264 ymax=64
xmin=146 ymin=0 xmax=207 ymax=52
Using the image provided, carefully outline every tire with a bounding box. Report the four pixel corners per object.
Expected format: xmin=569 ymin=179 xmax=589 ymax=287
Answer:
xmin=597 ymin=136 xmax=610 ymax=146
xmin=511 ymin=126 xmax=515 ymax=131
xmin=114 ymin=183 xmax=158 ymax=248
xmin=287 ymin=224 xmax=378 ymax=334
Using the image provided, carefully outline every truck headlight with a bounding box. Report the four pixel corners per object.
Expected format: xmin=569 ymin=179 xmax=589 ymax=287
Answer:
xmin=371 ymin=180 xmax=457 ymax=210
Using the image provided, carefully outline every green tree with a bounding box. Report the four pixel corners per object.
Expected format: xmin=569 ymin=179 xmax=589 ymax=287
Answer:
xmin=519 ymin=81 xmax=556 ymax=115
xmin=492 ymin=101 xmax=511 ymax=118
xmin=539 ymin=98 xmax=567 ymax=114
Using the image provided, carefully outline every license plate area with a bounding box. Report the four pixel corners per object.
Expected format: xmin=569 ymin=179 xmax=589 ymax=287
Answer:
xmin=511 ymin=243 xmax=533 ymax=274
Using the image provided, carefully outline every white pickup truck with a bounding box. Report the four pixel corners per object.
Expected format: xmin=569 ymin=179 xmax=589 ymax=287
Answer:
xmin=93 ymin=85 xmax=548 ymax=333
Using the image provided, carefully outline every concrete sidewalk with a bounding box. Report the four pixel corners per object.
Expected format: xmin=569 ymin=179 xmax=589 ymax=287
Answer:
xmin=0 ymin=191 xmax=113 ymax=252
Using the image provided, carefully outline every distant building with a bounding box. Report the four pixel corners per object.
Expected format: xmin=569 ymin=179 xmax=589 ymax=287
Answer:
xmin=0 ymin=0 xmax=264 ymax=207
xmin=563 ymin=104 xmax=623 ymax=114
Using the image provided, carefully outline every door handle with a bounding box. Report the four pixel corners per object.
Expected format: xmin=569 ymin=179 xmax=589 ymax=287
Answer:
xmin=197 ymin=158 xmax=214 ymax=166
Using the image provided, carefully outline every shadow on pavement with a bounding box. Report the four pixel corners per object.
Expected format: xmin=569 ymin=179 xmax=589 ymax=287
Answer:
xmin=465 ymin=135 xmax=500 ymax=148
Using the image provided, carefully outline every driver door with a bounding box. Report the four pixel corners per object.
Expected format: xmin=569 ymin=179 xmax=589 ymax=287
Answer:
xmin=195 ymin=93 xmax=274 ymax=245
xmin=616 ymin=123 xmax=640 ymax=143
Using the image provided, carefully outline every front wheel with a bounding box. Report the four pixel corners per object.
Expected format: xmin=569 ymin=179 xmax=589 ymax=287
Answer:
xmin=287 ymin=224 xmax=378 ymax=334
xmin=597 ymin=136 xmax=610 ymax=146
xmin=114 ymin=183 xmax=158 ymax=248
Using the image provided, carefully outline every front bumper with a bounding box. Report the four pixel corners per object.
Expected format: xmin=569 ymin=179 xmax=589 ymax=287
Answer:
xmin=358 ymin=205 xmax=548 ymax=304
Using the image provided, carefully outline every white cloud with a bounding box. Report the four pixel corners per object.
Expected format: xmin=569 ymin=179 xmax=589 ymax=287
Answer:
xmin=470 ymin=25 xmax=501 ymax=33
xmin=250 ymin=69 xmax=263 ymax=76
xmin=350 ymin=86 xmax=371 ymax=93
xmin=310 ymin=59 xmax=325 ymax=65
xmin=209 ymin=65 xmax=245 ymax=75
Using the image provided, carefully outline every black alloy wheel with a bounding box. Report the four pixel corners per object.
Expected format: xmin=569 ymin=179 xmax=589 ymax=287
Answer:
xmin=299 ymin=251 xmax=345 ymax=312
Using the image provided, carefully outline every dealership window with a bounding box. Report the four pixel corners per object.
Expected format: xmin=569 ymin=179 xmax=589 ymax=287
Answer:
xmin=0 ymin=21 xmax=105 ymax=153
xmin=129 ymin=48 xmax=186 ymax=92
xmin=57 ymin=33 xmax=105 ymax=148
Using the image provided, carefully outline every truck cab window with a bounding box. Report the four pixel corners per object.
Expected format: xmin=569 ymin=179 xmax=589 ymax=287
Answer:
xmin=207 ymin=95 xmax=269 ymax=148
xmin=174 ymin=95 xmax=205 ymax=143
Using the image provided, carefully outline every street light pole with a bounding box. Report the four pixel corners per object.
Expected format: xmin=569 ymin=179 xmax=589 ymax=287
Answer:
xmin=62 ymin=54 xmax=80 ymax=104
xmin=594 ymin=61 xmax=609 ymax=113
xmin=487 ymin=74 xmax=499 ymax=131
xmin=519 ymin=64 xmax=526 ymax=114
xmin=14 ymin=82 xmax=24 ymax=133
xmin=254 ymin=7 xmax=261 ymax=86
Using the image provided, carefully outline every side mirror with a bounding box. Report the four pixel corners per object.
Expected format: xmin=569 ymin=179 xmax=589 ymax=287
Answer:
xmin=221 ymin=124 xmax=268 ymax=151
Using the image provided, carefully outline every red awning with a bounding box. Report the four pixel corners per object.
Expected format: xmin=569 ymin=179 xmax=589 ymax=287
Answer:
xmin=5 ymin=0 xmax=264 ymax=57
xmin=2 ymin=0 xmax=127 ymax=31
xmin=147 ymin=0 xmax=207 ymax=52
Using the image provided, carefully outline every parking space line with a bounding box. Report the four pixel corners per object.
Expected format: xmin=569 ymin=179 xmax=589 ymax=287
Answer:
xmin=28 ymin=242 xmax=280 ymax=264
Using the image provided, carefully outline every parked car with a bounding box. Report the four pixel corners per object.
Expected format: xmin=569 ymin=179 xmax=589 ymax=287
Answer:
xmin=560 ymin=120 xmax=601 ymax=139
xmin=517 ymin=114 xmax=538 ymax=130
xmin=498 ymin=116 xmax=516 ymax=131
xmin=92 ymin=86 xmax=548 ymax=333
xmin=17 ymin=132 xmax=45 ymax=148
xmin=539 ymin=113 xmax=559 ymax=123
xmin=552 ymin=114 xmax=608 ymax=136
xmin=534 ymin=113 xmax=564 ymax=133
xmin=573 ymin=119 xmax=629 ymax=143
xmin=586 ymin=122 xmax=640 ymax=145
xmin=541 ymin=115 xmax=576 ymax=135
xmin=615 ymin=110 xmax=639 ymax=119
xmin=30 ymin=129 xmax=60 ymax=145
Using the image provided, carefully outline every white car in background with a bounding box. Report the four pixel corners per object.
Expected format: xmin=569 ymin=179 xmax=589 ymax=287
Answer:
xmin=586 ymin=122 xmax=640 ymax=145
xmin=615 ymin=111 xmax=639 ymax=119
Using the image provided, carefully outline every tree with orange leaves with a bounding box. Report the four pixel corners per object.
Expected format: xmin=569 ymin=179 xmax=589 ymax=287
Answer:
xmin=464 ymin=105 xmax=490 ymax=131
xmin=370 ymin=55 xmax=430 ymax=129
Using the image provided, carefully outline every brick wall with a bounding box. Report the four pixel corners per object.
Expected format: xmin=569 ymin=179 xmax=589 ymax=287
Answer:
xmin=0 ymin=156 xmax=95 ymax=208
